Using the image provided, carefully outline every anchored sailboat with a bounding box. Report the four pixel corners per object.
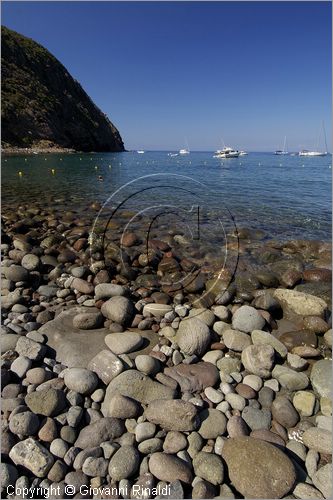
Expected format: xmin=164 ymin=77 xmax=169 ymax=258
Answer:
xmin=275 ymin=136 xmax=288 ymax=155
xmin=299 ymin=122 xmax=328 ymax=157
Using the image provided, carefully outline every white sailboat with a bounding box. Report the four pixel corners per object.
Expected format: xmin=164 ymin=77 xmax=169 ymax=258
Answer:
xmin=299 ymin=122 xmax=328 ymax=157
xmin=137 ymin=150 xmax=145 ymax=154
xmin=275 ymin=136 xmax=288 ymax=155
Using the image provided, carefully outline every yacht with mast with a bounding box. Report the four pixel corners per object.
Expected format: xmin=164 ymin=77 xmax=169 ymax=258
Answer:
xmin=275 ymin=136 xmax=288 ymax=155
xmin=299 ymin=122 xmax=328 ymax=156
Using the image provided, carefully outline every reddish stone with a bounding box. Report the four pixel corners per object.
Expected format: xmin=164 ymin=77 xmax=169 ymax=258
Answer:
xmin=149 ymin=351 xmax=167 ymax=363
xmin=149 ymin=239 xmax=170 ymax=252
xmin=121 ymin=232 xmax=140 ymax=247
xmin=73 ymin=238 xmax=87 ymax=251
xmin=303 ymin=268 xmax=332 ymax=283
xmin=251 ymin=429 xmax=285 ymax=447
xmin=291 ymin=346 xmax=320 ymax=358
xmin=235 ymin=383 xmax=257 ymax=399
xmin=210 ymin=342 xmax=226 ymax=350
xmin=164 ymin=362 xmax=219 ymax=393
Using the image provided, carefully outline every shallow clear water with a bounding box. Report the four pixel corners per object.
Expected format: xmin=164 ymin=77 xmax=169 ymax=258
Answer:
xmin=2 ymin=151 xmax=332 ymax=242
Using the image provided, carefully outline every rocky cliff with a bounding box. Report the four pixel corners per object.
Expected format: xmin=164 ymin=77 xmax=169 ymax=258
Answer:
xmin=1 ymin=26 xmax=125 ymax=152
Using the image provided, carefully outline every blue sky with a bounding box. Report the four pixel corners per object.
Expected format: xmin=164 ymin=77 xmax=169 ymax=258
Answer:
xmin=2 ymin=1 xmax=332 ymax=151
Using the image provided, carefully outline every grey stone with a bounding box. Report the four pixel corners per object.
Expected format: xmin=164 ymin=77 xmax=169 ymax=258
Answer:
xmin=148 ymin=453 xmax=193 ymax=484
xmin=274 ymin=289 xmax=328 ymax=318
xmin=82 ymin=456 xmax=109 ymax=477
xmin=193 ymin=451 xmax=224 ymax=485
xmin=103 ymin=370 xmax=176 ymax=406
xmin=272 ymin=396 xmax=300 ymax=428
xmin=101 ymin=296 xmax=134 ymax=324
xmin=9 ymin=438 xmax=54 ymax=478
xmin=143 ymin=303 xmax=173 ymax=317
xmin=1 ymin=333 xmax=19 ymax=353
xmin=9 ymin=411 xmax=39 ymax=436
xmin=95 ymin=283 xmax=126 ymax=300
xmin=135 ymin=354 xmax=160 ymax=375
xmin=87 ymin=349 xmax=124 ymax=385
xmin=108 ymin=445 xmax=140 ymax=480
xmin=25 ymin=389 xmax=66 ymax=417
xmin=15 ymin=336 xmax=46 ymax=360
xmin=310 ymin=359 xmax=332 ymax=398
xmin=50 ymin=439 xmax=69 ymax=459
xmin=1 ymin=463 xmax=18 ymax=492
xmin=75 ymin=418 xmax=125 ymax=448
xmin=64 ymin=368 xmax=98 ymax=395
xmin=223 ymin=329 xmax=252 ymax=351
xmin=242 ymin=407 xmax=272 ymax=431
xmin=145 ymin=399 xmax=199 ymax=431
xmin=198 ymin=408 xmax=227 ymax=439
xmin=101 ymin=393 xmax=141 ymax=419
xmin=251 ymin=329 xmax=288 ymax=358
xmin=4 ymin=265 xmax=29 ymax=282
xmin=177 ymin=317 xmax=211 ymax=356
xmin=312 ymin=464 xmax=332 ymax=498
xmin=232 ymin=305 xmax=265 ymax=333
xmin=72 ymin=312 xmax=103 ymax=330
xmin=272 ymin=365 xmax=309 ymax=391
xmin=105 ymin=332 xmax=143 ymax=354
xmin=241 ymin=344 xmax=275 ymax=378
xmin=10 ymin=356 xmax=32 ymax=378
xmin=21 ymin=254 xmax=40 ymax=271
xmin=302 ymin=428 xmax=332 ymax=455
xmin=39 ymin=306 xmax=111 ymax=368
xmin=222 ymin=437 xmax=296 ymax=498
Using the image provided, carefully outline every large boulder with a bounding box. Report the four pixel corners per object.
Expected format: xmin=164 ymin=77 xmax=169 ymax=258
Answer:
xmin=222 ymin=437 xmax=296 ymax=498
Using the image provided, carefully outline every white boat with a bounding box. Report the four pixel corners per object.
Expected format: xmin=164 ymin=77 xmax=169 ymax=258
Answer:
xmin=299 ymin=122 xmax=328 ymax=157
xmin=214 ymin=147 xmax=240 ymax=158
xmin=168 ymin=153 xmax=178 ymax=157
xmin=179 ymin=138 xmax=190 ymax=155
xmin=275 ymin=136 xmax=288 ymax=155
xmin=239 ymin=151 xmax=248 ymax=156
xmin=137 ymin=150 xmax=145 ymax=154
xmin=299 ymin=150 xmax=327 ymax=157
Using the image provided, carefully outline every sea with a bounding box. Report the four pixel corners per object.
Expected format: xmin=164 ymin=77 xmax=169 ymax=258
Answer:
xmin=2 ymin=151 xmax=332 ymax=244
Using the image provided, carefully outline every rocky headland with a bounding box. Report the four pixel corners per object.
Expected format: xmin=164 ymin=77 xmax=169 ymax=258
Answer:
xmin=1 ymin=26 xmax=124 ymax=153
xmin=1 ymin=198 xmax=332 ymax=499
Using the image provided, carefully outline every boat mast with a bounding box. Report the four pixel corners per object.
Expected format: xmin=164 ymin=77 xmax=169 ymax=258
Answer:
xmin=283 ymin=136 xmax=287 ymax=152
xmin=323 ymin=121 xmax=328 ymax=153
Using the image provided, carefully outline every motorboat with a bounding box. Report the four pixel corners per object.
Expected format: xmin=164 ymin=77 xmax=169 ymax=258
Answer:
xmin=179 ymin=148 xmax=190 ymax=155
xmin=299 ymin=150 xmax=327 ymax=157
xmin=214 ymin=147 xmax=240 ymax=158
xmin=137 ymin=150 xmax=145 ymax=154
xmin=239 ymin=151 xmax=248 ymax=156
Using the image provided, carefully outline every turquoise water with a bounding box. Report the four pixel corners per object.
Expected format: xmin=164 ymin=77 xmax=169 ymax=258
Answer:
xmin=2 ymin=151 xmax=332 ymax=242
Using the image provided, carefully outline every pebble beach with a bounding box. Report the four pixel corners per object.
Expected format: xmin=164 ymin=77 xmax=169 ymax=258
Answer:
xmin=1 ymin=152 xmax=332 ymax=499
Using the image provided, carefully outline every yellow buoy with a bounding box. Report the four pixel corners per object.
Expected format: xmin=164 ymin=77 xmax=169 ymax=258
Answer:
xmin=51 ymin=169 xmax=55 ymax=175
xmin=18 ymin=171 xmax=23 ymax=176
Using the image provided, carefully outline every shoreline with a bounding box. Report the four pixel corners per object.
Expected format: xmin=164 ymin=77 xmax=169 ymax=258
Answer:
xmin=1 ymin=200 xmax=332 ymax=498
